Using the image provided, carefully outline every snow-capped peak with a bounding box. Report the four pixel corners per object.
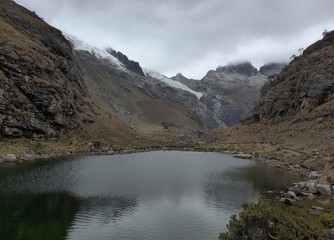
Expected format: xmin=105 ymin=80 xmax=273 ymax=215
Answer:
xmin=143 ymin=69 xmax=203 ymax=99
xmin=63 ymin=33 xmax=126 ymax=71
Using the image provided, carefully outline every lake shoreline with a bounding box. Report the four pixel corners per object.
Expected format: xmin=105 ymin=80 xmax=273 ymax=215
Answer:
xmin=1 ymin=144 xmax=332 ymax=237
xmin=2 ymin=142 xmax=331 ymax=200
xmin=0 ymin=144 xmax=324 ymax=179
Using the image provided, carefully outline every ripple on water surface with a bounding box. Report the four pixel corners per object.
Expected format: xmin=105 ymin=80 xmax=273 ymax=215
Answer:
xmin=0 ymin=151 xmax=303 ymax=240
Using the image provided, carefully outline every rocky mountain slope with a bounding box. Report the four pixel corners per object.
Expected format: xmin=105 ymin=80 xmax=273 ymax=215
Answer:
xmin=72 ymin=47 xmax=206 ymax=136
xmin=207 ymin=31 xmax=334 ymax=174
xmin=0 ymin=0 xmax=92 ymax=138
xmin=0 ymin=0 xmax=149 ymax=156
xmin=172 ymin=62 xmax=285 ymax=126
xmin=72 ymin=36 xmax=283 ymax=130
xmin=249 ymin=31 xmax=334 ymax=121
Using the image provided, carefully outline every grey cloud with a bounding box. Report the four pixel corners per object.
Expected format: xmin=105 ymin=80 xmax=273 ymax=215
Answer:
xmin=15 ymin=0 xmax=334 ymax=78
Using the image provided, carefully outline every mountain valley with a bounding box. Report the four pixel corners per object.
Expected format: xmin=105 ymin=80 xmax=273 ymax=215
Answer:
xmin=1 ymin=0 xmax=333 ymax=179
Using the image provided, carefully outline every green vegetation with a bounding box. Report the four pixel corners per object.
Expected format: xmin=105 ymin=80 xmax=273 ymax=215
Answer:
xmin=219 ymin=202 xmax=327 ymax=240
xmin=320 ymin=213 xmax=334 ymax=229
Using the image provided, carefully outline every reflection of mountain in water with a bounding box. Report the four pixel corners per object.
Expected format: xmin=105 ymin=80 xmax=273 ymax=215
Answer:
xmin=241 ymin=164 xmax=303 ymax=191
xmin=0 ymin=192 xmax=80 ymax=240
xmin=202 ymin=164 xmax=303 ymax=211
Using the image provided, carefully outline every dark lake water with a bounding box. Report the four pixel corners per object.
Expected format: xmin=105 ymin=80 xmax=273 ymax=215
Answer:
xmin=0 ymin=151 xmax=302 ymax=240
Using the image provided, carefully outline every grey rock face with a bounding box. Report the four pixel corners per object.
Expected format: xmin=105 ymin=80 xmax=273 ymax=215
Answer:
xmin=0 ymin=1 xmax=92 ymax=138
xmin=249 ymin=31 xmax=334 ymax=122
xmin=216 ymin=62 xmax=259 ymax=77
xmin=106 ymin=48 xmax=145 ymax=76
xmin=173 ymin=62 xmax=270 ymax=127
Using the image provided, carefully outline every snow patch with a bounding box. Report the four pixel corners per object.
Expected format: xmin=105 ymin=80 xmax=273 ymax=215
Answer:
xmin=144 ymin=69 xmax=203 ymax=99
xmin=63 ymin=33 xmax=126 ymax=71
xmin=63 ymin=33 xmax=203 ymax=99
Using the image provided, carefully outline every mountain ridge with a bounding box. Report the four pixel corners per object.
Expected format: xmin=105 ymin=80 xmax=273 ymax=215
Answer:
xmin=172 ymin=62 xmax=285 ymax=126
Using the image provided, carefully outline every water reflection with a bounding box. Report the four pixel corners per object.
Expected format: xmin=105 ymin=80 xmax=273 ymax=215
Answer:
xmin=203 ymin=170 xmax=258 ymax=212
xmin=241 ymin=163 xmax=303 ymax=191
xmin=0 ymin=192 xmax=79 ymax=240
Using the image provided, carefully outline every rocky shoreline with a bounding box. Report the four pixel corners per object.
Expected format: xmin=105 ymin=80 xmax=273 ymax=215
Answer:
xmin=243 ymin=155 xmax=334 ymax=217
xmin=231 ymin=152 xmax=334 ymax=215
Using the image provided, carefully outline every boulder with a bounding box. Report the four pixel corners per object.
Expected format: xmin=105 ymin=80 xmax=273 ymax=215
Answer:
xmin=287 ymin=187 xmax=303 ymax=196
xmin=2 ymin=154 xmax=17 ymax=162
xmin=287 ymin=191 xmax=297 ymax=199
xmin=279 ymin=198 xmax=298 ymax=206
xmin=317 ymin=184 xmax=332 ymax=195
xmin=312 ymin=206 xmax=325 ymax=211
xmin=308 ymin=209 xmax=321 ymax=216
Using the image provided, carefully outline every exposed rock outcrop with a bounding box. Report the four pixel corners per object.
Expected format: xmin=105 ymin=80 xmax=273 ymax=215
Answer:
xmin=259 ymin=63 xmax=286 ymax=76
xmin=0 ymin=0 xmax=92 ymax=138
xmin=106 ymin=48 xmax=145 ymax=76
xmin=250 ymin=31 xmax=334 ymax=121
xmin=172 ymin=62 xmax=269 ymax=126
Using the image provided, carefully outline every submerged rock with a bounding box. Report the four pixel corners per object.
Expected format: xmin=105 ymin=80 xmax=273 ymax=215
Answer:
xmin=233 ymin=153 xmax=252 ymax=159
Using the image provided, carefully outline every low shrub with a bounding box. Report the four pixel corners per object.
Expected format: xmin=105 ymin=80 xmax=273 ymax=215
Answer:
xmin=320 ymin=213 xmax=334 ymax=229
xmin=219 ymin=201 xmax=326 ymax=240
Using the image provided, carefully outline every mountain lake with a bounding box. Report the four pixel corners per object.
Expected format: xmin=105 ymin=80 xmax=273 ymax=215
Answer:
xmin=0 ymin=151 xmax=303 ymax=240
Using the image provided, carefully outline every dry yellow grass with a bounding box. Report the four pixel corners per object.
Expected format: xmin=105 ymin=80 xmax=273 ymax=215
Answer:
xmin=205 ymin=108 xmax=334 ymax=175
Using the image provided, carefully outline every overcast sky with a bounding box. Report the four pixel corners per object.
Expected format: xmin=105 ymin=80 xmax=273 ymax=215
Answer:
xmin=16 ymin=0 xmax=334 ymax=79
